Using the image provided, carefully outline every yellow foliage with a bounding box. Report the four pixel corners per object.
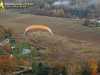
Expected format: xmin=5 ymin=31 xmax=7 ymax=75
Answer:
xmin=88 ymin=60 xmax=98 ymax=72
xmin=18 ymin=58 xmax=25 ymax=66
xmin=48 ymin=70 xmax=54 ymax=75
xmin=0 ymin=54 xmax=25 ymax=73
xmin=67 ymin=56 xmax=82 ymax=75
xmin=76 ymin=65 xmax=82 ymax=73
xmin=30 ymin=46 xmax=35 ymax=51
xmin=68 ymin=56 xmax=76 ymax=66
xmin=53 ymin=62 xmax=65 ymax=70
xmin=15 ymin=44 xmax=20 ymax=49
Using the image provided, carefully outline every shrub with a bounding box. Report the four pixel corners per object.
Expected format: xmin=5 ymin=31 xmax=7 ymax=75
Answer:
xmin=48 ymin=70 xmax=54 ymax=75
xmin=61 ymin=67 xmax=67 ymax=75
xmin=82 ymin=69 xmax=90 ymax=75
xmin=83 ymin=19 xmax=91 ymax=26
xmin=96 ymin=23 xmax=100 ymax=27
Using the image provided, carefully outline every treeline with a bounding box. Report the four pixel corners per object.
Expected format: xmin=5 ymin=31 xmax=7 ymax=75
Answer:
xmin=19 ymin=6 xmax=95 ymax=18
xmin=3 ymin=0 xmax=100 ymax=18
xmin=19 ymin=7 xmax=72 ymax=18
xmin=17 ymin=57 xmax=100 ymax=75
xmin=19 ymin=0 xmax=100 ymax=18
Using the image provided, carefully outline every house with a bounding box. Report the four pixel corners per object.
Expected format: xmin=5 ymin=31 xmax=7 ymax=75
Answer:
xmin=96 ymin=19 xmax=100 ymax=23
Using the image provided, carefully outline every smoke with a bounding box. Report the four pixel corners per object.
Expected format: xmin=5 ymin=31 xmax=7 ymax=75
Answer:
xmin=52 ymin=0 xmax=100 ymax=9
xmin=52 ymin=0 xmax=70 ymax=6
xmin=70 ymin=1 xmax=94 ymax=9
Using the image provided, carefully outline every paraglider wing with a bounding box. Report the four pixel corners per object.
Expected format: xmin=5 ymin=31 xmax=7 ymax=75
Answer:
xmin=24 ymin=25 xmax=53 ymax=35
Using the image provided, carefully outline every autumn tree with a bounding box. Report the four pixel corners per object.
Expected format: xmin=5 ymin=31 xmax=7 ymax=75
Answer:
xmin=0 ymin=28 xmax=5 ymax=39
xmin=18 ymin=58 xmax=25 ymax=66
xmin=56 ymin=9 xmax=65 ymax=17
xmin=52 ymin=9 xmax=57 ymax=17
xmin=83 ymin=19 xmax=91 ymax=26
xmin=1 ymin=42 xmax=11 ymax=53
xmin=7 ymin=28 xmax=16 ymax=39
xmin=48 ymin=9 xmax=65 ymax=17
xmin=0 ymin=25 xmax=6 ymax=39
xmin=64 ymin=13 xmax=72 ymax=18
xmin=0 ymin=26 xmax=17 ymax=39
xmin=30 ymin=46 xmax=35 ymax=51
xmin=88 ymin=60 xmax=98 ymax=72
xmin=0 ymin=25 xmax=5 ymax=30
xmin=88 ymin=13 xmax=95 ymax=19
xmin=67 ymin=57 xmax=79 ymax=75
xmin=88 ymin=60 xmax=98 ymax=75
xmin=41 ymin=9 xmax=49 ymax=16
xmin=44 ymin=3 xmax=50 ymax=9
xmin=90 ymin=72 xmax=98 ymax=75
xmin=0 ymin=54 xmax=25 ymax=75
xmin=48 ymin=70 xmax=54 ymax=75
xmin=29 ymin=36 xmax=33 ymax=41
xmin=53 ymin=62 xmax=65 ymax=71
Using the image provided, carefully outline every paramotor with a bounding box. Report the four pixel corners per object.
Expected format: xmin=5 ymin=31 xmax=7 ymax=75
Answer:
xmin=24 ymin=25 xmax=53 ymax=35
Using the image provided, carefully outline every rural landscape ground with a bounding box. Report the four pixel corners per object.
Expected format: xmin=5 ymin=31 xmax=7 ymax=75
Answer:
xmin=0 ymin=11 xmax=100 ymax=65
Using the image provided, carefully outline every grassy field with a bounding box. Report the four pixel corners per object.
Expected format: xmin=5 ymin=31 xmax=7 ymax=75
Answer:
xmin=0 ymin=12 xmax=100 ymax=64
xmin=0 ymin=12 xmax=100 ymax=43
xmin=0 ymin=9 xmax=21 ymax=14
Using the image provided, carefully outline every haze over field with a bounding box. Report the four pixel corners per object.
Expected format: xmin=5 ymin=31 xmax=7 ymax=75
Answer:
xmin=52 ymin=0 xmax=100 ymax=9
